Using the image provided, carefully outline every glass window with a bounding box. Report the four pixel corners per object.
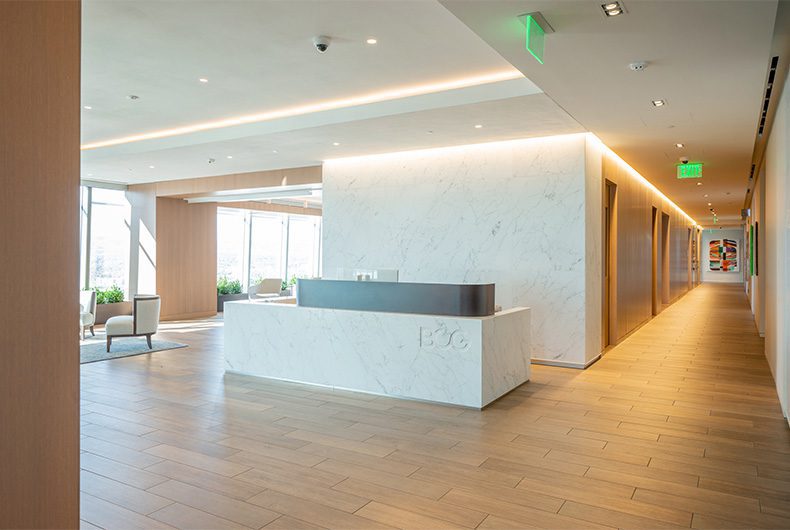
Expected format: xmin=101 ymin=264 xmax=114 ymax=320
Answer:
xmin=249 ymin=213 xmax=284 ymax=283
xmin=217 ymin=208 xmax=246 ymax=286
xmin=216 ymin=207 xmax=322 ymax=291
xmin=89 ymin=188 xmax=131 ymax=295
xmin=286 ymin=215 xmax=321 ymax=280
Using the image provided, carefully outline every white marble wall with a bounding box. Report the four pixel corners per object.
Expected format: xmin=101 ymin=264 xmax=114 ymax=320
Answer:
xmin=323 ymin=134 xmax=592 ymax=365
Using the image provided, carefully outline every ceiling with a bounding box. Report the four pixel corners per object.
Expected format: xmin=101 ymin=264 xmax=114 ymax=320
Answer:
xmin=83 ymin=1 xmax=779 ymax=226
xmin=441 ymin=0 xmax=779 ymax=225
xmin=83 ymin=93 xmax=583 ymax=183
xmin=81 ymin=0 xmax=521 ymax=143
xmin=82 ymin=0 xmax=566 ymax=184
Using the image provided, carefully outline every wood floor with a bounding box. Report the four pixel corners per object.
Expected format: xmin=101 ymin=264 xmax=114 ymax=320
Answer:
xmin=80 ymin=283 xmax=790 ymax=530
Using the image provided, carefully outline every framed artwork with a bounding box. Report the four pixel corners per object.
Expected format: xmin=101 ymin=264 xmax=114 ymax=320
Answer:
xmin=709 ymin=238 xmax=739 ymax=272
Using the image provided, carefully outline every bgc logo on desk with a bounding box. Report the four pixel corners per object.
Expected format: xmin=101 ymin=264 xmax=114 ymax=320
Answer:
xmin=419 ymin=325 xmax=470 ymax=351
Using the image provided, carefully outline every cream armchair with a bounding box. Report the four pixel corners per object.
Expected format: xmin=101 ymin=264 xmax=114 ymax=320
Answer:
xmin=79 ymin=290 xmax=96 ymax=340
xmin=105 ymin=295 xmax=161 ymax=352
xmin=249 ymin=278 xmax=282 ymax=300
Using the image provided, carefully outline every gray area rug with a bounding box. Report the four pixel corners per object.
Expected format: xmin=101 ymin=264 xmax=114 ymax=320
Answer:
xmin=80 ymin=335 xmax=188 ymax=364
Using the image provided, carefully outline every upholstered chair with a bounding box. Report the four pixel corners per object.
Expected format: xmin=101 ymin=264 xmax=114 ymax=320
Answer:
xmin=248 ymin=278 xmax=282 ymax=300
xmin=79 ymin=290 xmax=97 ymax=340
xmin=105 ymin=295 xmax=161 ymax=352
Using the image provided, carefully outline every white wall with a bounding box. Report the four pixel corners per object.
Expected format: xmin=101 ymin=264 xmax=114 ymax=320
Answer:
xmin=322 ymin=134 xmax=595 ymax=366
xmin=762 ymin=67 xmax=790 ymax=417
xmin=701 ymin=229 xmax=744 ymax=284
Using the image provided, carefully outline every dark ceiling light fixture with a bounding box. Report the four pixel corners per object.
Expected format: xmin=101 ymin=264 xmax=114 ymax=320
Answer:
xmin=758 ymin=56 xmax=779 ymax=136
xmin=601 ymin=2 xmax=626 ymax=17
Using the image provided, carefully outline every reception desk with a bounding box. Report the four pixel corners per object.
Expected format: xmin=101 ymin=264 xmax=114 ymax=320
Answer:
xmin=224 ymin=282 xmax=531 ymax=408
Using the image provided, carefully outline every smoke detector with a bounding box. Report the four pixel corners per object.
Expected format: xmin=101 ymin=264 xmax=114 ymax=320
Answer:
xmin=628 ymin=61 xmax=648 ymax=71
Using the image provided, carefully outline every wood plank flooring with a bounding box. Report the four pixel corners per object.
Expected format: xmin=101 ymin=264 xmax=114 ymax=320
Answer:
xmin=80 ymin=284 xmax=790 ymax=529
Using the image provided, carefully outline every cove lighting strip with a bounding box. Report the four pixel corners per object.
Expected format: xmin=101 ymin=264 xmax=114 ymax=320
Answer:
xmin=325 ymin=132 xmax=589 ymax=164
xmin=81 ymin=70 xmax=523 ymax=150
xmin=588 ymin=134 xmax=699 ymax=227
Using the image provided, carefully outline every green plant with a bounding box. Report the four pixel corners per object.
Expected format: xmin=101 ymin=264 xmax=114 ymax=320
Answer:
xmin=217 ymin=276 xmax=242 ymax=295
xmin=282 ymin=275 xmax=299 ymax=291
xmin=94 ymin=285 xmax=125 ymax=304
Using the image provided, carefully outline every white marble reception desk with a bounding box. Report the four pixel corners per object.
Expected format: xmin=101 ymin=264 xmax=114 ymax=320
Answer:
xmin=224 ymin=302 xmax=530 ymax=408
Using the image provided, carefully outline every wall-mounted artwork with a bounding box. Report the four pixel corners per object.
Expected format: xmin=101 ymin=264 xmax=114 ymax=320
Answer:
xmin=709 ymin=239 xmax=739 ymax=272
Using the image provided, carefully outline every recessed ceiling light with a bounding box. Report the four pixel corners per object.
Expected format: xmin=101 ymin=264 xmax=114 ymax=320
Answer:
xmin=707 ymin=202 xmax=712 ymax=206
xmin=652 ymin=99 xmax=666 ymax=107
xmin=87 ymin=173 xmax=93 ymax=177
xmin=474 ymin=124 xmax=483 ymax=129
xmin=199 ymin=78 xmax=209 ymax=83
xmin=601 ymin=2 xmax=626 ymax=16
xmin=333 ymin=142 xmax=340 ymax=146
xmin=226 ymin=155 xmax=233 ymax=159
xmin=272 ymin=149 xmax=278 ymax=154
xmin=366 ymin=38 xmax=377 ymax=44
xmin=83 ymin=105 xmax=92 ymax=110
xmin=696 ymin=182 xmax=702 ymax=186
xmin=81 ymin=70 xmax=522 ymax=150
xmin=148 ymin=165 xmax=155 ymax=169
xmin=675 ymin=143 xmax=684 ymax=148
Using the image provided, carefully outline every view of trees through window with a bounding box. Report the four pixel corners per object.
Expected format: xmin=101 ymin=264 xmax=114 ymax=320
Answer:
xmin=217 ymin=207 xmax=321 ymax=290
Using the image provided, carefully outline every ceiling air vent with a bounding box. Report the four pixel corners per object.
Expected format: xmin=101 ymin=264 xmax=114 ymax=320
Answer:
xmin=758 ymin=56 xmax=779 ymax=136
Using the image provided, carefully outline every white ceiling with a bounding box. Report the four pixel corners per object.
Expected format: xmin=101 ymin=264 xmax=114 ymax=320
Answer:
xmin=81 ymin=0 xmax=524 ymax=143
xmin=83 ymin=0 xmax=778 ymax=227
xmin=82 ymin=0 xmax=571 ymax=184
xmin=83 ymin=93 xmax=583 ymax=183
xmin=441 ymin=0 xmax=779 ymax=225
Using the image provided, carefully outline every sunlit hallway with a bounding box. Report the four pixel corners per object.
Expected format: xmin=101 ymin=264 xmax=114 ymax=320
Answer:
xmin=78 ymin=282 xmax=790 ymax=529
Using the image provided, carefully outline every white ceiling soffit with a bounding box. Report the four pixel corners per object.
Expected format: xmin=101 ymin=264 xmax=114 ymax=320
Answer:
xmin=441 ymin=0 xmax=778 ymax=224
xmin=83 ymin=93 xmax=584 ymax=184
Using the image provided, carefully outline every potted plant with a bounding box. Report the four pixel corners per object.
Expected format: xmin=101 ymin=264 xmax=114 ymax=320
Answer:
xmin=217 ymin=276 xmax=245 ymax=312
xmin=93 ymin=285 xmax=133 ymax=324
xmin=281 ymin=275 xmax=298 ymax=296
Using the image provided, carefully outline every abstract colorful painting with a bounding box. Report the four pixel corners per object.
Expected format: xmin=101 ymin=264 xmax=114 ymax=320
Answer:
xmin=709 ymin=239 xmax=738 ymax=272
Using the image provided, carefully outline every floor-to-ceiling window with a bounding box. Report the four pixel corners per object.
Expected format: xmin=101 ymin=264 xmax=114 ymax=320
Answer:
xmin=286 ymin=214 xmax=322 ymax=280
xmin=249 ymin=212 xmax=285 ymax=283
xmin=217 ymin=207 xmax=321 ymax=290
xmin=217 ymin=208 xmax=248 ymax=286
xmin=79 ymin=185 xmax=132 ymax=297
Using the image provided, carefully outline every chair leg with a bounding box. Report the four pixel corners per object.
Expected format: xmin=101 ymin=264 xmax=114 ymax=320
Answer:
xmin=106 ymin=336 xmax=112 ymax=352
xmin=90 ymin=325 xmax=95 ymax=336
xmin=146 ymin=334 xmax=153 ymax=349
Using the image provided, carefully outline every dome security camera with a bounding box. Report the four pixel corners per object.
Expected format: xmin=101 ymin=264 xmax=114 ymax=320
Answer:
xmin=313 ymin=35 xmax=331 ymax=53
xmin=679 ymin=156 xmax=689 ymax=164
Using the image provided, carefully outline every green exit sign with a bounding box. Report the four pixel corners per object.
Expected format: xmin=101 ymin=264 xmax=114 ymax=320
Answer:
xmin=677 ymin=163 xmax=703 ymax=179
xmin=525 ymin=15 xmax=546 ymax=64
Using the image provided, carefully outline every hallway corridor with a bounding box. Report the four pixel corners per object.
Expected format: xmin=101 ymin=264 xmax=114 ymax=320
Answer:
xmin=79 ymin=283 xmax=790 ymax=529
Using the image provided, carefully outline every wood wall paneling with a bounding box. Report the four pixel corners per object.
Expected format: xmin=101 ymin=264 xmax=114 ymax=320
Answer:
xmin=150 ymin=166 xmax=322 ymax=198
xmin=0 ymin=1 xmax=81 ymax=527
xmin=155 ymin=198 xmax=218 ymax=321
xmin=601 ymin=152 xmax=695 ymax=343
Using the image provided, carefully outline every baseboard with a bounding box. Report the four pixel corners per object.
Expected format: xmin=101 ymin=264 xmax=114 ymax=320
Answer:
xmin=160 ymin=310 xmax=217 ymax=322
xmin=531 ymin=354 xmax=600 ymax=370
